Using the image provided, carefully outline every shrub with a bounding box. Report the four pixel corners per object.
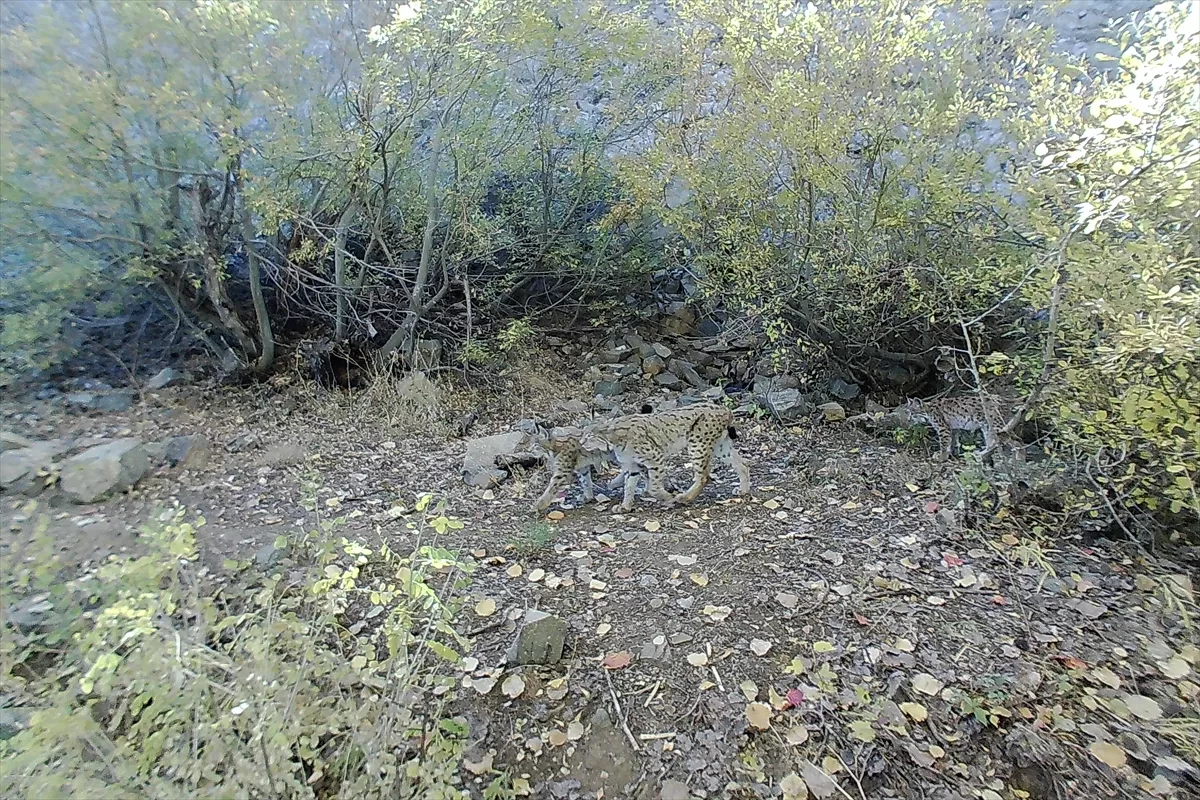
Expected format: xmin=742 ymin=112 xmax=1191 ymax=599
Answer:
xmin=1 ymin=497 xmax=481 ymax=799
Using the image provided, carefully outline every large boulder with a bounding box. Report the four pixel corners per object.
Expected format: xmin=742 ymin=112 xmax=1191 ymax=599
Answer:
xmin=60 ymin=439 xmax=149 ymax=503
xmin=462 ymin=431 xmax=528 ymax=485
xmin=0 ymin=439 xmax=69 ymax=494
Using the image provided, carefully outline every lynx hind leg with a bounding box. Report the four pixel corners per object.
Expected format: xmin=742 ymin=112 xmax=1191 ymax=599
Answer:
xmin=719 ymin=433 xmax=751 ymax=495
xmin=645 ymin=463 xmax=676 ymax=504
xmin=676 ymin=444 xmax=714 ymax=505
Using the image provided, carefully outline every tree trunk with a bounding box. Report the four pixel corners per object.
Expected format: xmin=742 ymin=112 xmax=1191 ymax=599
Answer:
xmin=334 ymin=200 xmax=356 ymax=342
xmin=380 ymin=126 xmax=442 ymax=359
xmin=241 ymin=198 xmax=275 ymax=373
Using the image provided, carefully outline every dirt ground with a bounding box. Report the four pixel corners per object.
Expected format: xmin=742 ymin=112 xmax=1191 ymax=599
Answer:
xmin=2 ymin=370 xmax=1197 ymax=800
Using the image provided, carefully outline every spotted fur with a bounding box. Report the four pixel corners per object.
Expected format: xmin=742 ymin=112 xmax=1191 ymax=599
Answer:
xmin=904 ymin=394 xmax=1024 ymax=461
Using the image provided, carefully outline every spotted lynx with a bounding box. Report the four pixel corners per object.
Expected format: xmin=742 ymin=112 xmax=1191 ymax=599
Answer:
xmin=904 ymin=394 xmax=1024 ymax=461
xmin=580 ymin=401 xmax=751 ymax=512
xmin=527 ymin=424 xmax=634 ymax=511
xmin=525 ymin=404 xmax=656 ymax=511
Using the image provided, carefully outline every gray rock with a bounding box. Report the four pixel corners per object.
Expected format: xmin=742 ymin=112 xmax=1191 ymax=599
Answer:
xmin=0 ymin=431 xmax=37 ymax=453
xmin=594 ymin=380 xmax=625 ymax=397
xmin=0 ymin=448 xmax=53 ymax=493
xmin=9 ymin=594 xmax=54 ymax=633
xmin=163 ymin=434 xmax=211 ymax=468
xmin=766 ymin=389 xmax=812 ymax=421
xmin=653 ymin=373 xmax=682 ymax=389
xmin=462 ymin=431 xmax=527 ymax=485
xmin=618 ymin=361 xmax=640 ymax=378
xmin=642 ymin=354 xmax=666 ymax=376
xmin=754 ymin=374 xmax=800 ymax=394
xmin=668 ymin=359 xmax=707 ymax=389
xmin=255 ymin=542 xmax=285 ymax=571
xmin=60 ymin=439 xmax=148 ymax=503
xmin=818 ymin=401 xmax=847 ymax=422
xmin=506 ymin=609 xmax=568 ymax=665
xmin=597 ymin=347 xmax=628 ymax=364
xmin=225 ymin=431 xmax=260 ymax=453
xmin=466 ymin=467 xmax=508 ymax=488
xmin=687 ymin=349 xmax=716 ymax=367
xmin=623 ymin=333 xmax=654 ymax=358
xmin=0 ymin=707 xmax=30 ymax=742
xmin=142 ymin=441 xmax=166 ymax=464
xmin=652 ymin=342 xmax=673 ymax=359
xmin=67 ymin=390 xmax=136 ymax=413
xmin=828 ymin=377 xmax=861 ymax=400
xmin=558 ymin=399 xmax=589 ymax=415
xmin=145 ymin=367 xmax=182 ymax=390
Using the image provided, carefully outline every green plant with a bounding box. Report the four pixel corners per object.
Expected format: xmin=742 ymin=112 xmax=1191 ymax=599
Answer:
xmin=508 ymin=520 xmax=555 ymax=556
xmin=0 ymin=497 xmax=476 ymax=799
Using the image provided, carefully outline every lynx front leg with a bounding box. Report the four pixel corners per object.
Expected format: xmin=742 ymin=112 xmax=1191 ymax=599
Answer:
xmin=620 ymin=471 xmax=641 ymax=512
xmin=645 ymin=464 xmax=676 ymax=505
xmin=729 ymin=448 xmax=750 ymax=495
xmin=532 ymin=471 xmax=568 ymax=513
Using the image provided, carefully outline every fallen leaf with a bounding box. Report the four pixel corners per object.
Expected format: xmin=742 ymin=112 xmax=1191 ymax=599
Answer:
xmin=1089 ymin=740 xmax=1127 ymax=769
xmin=474 ymin=598 xmax=497 ymax=617
xmin=547 ymin=729 xmax=568 ymax=747
xmin=853 ymin=612 xmax=870 ymax=626
xmin=812 ymin=641 xmax=835 ymax=654
xmin=601 ymin=651 xmax=633 ymax=670
xmin=926 ymin=595 xmax=947 ymax=606
xmin=750 ymin=638 xmax=772 ymax=656
xmin=739 ymin=679 xmax=759 ymax=701
xmin=904 ymin=482 xmax=920 ymax=492
xmin=763 ymin=498 xmax=780 ymax=510
xmin=686 ymin=652 xmax=709 ymax=667
xmin=690 ymin=573 xmax=710 ymax=587
xmin=524 ymin=736 xmax=542 ymax=754
xmin=785 ymin=725 xmax=810 ymax=745
xmin=1073 ymin=599 xmax=1107 ymax=619
xmin=1158 ymin=657 xmax=1191 ymax=679
xmin=527 ymin=568 xmax=545 ymax=582
xmin=848 ymin=719 xmax=875 ymax=742
xmin=596 ymin=622 xmax=612 ymax=636
xmin=905 ymin=742 xmax=935 ymax=768
xmin=463 ymin=750 xmax=494 ymax=775
xmin=923 ymin=501 xmax=939 ymax=513
xmin=567 ymin=721 xmax=585 ymax=740
xmin=941 ymin=552 xmax=964 ymax=567
xmin=645 ymin=519 xmax=661 ymax=532
xmin=546 ymin=510 xmax=565 ymax=521
xmin=780 ymin=772 xmax=808 ymax=800
xmin=506 ymin=563 xmax=523 ymax=578
xmin=501 ymin=674 xmax=526 ymax=699
xmin=928 ymin=744 xmax=945 ymax=759
xmin=470 ymin=676 xmax=497 ymax=695
xmin=615 ymin=567 xmax=634 ymax=579
xmin=912 ymin=673 xmax=944 ymax=696
xmin=546 ymin=678 xmax=568 ymax=701
xmin=786 ymin=688 xmax=805 ymax=707
xmin=1124 ymin=694 xmax=1163 ymax=721
xmin=1090 ymin=666 xmax=1122 ymax=689
xmin=668 ymin=554 xmax=697 ymax=566
xmin=894 ymin=638 xmax=915 ymax=652
xmin=745 ymin=702 xmax=772 ymax=730
xmin=702 ymin=604 xmax=732 ymax=622
xmin=776 ymin=592 xmax=799 ymax=610
xmin=900 ymin=702 xmax=928 ymax=722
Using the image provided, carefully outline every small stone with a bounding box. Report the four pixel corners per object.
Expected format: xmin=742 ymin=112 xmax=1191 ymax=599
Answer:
xmin=255 ymin=542 xmax=285 ymax=571
xmin=660 ymin=778 xmax=691 ymax=800
xmin=818 ymin=402 xmax=846 ymax=422
xmin=653 ymin=373 xmax=683 ymax=389
xmin=642 ymin=354 xmax=667 ymax=376
xmin=145 ymin=367 xmax=182 ymax=390
xmin=828 ymin=377 xmax=860 ymax=400
xmin=506 ymin=609 xmax=568 ymax=666
xmin=466 ymin=468 xmax=508 ymax=488
xmin=60 ymin=439 xmax=148 ymax=503
xmin=669 ymin=359 xmax=707 ymax=389
xmin=652 ymin=342 xmax=673 ymax=359
xmin=9 ymin=594 xmax=54 ymax=633
xmin=594 ymin=380 xmax=625 ymax=397
xmin=0 ymin=707 xmax=30 ymax=742
xmin=766 ymin=389 xmax=812 ymax=421
xmin=225 ymin=431 xmax=261 ymax=453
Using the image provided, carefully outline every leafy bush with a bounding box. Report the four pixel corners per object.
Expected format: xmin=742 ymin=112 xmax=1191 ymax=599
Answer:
xmin=1 ymin=497 xmax=481 ymax=799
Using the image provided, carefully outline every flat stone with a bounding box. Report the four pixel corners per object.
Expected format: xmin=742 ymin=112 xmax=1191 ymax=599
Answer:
xmin=462 ymin=431 xmax=527 ymax=480
xmin=594 ymin=380 xmax=625 ymax=397
xmin=668 ymin=359 xmax=707 ymax=389
xmin=653 ymin=373 xmax=682 ymax=389
xmin=60 ymin=438 xmax=148 ymax=503
xmin=829 ymin=377 xmax=861 ymax=400
xmin=818 ymin=401 xmax=846 ymax=422
xmin=642 ymin=354 xmax=666 ymax=376
xmin=652 ymin=342 xmax=673 ymax=359
xmin=506 ymin=609 xmax=568 ymax=665
xmin=466 ymin=467 xmax=508 ymax=488
xmin=766 ymin=389 xmax=812 ymax=421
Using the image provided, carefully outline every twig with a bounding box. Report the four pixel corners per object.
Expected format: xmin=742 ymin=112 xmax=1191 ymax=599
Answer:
xmin=604 ymin=668 xmax=640 ymax=752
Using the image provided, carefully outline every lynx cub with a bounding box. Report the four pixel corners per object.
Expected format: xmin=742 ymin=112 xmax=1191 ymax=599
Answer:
xmin=584 ymin=401 xmax=751 ymax=512
xmin=528 ymin=424 xmax=632 ymax=511
xmin=904 ymin=394 xmax=1023 ymax=461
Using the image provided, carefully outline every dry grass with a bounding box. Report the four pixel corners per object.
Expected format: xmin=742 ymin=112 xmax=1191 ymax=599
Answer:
xmin=312 ymin=369 xmax=448 ymax=439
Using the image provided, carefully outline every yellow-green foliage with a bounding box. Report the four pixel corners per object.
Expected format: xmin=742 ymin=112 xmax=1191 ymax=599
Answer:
xmin=1 ymin=498 xmax=479 ymax=799
xmin=1031 ymin=2 xmax=1199 ymax=524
